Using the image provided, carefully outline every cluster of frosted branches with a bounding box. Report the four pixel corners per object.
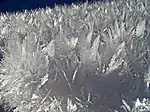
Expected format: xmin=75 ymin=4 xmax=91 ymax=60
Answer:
xmin=0 ymin=0 xmax=150 ymax=111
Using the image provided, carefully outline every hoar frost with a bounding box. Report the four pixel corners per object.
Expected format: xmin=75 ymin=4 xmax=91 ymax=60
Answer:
xmin=0 ymin=0 xmax=150 ymax=112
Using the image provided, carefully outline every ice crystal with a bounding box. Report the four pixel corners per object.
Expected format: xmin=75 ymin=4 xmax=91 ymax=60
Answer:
xmin=0 ymin=0 xmax=150 ymax=112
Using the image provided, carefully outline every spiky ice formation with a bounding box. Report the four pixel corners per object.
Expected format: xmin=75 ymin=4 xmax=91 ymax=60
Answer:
xmin=0 ymin=0 xmax=150 ymax=111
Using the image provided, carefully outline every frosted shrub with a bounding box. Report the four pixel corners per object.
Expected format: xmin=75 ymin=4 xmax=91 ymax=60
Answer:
xmin=0 ymin=0 xmax=150 ymax=111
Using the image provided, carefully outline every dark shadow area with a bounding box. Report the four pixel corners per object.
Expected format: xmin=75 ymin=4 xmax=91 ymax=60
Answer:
xmin=0 ymin=106 xmax=14 ymax=112
xmin=0 ymin=51 xmax=3 ymax=62
xmin=0 ymin=106 xmax=7 ymax=112
xmin=0 ymin=101 xmax=16 ymax=112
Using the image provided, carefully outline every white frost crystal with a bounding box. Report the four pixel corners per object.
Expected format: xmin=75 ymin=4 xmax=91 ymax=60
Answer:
xmin=67 ymin=98 xmax=77 ymax=112
xmin=0 ymin=0 xmax=150 ymax=112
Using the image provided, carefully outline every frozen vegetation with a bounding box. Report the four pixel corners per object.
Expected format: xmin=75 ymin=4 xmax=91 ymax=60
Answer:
xmin=0 ymin=0 xmax=150 ymax=111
